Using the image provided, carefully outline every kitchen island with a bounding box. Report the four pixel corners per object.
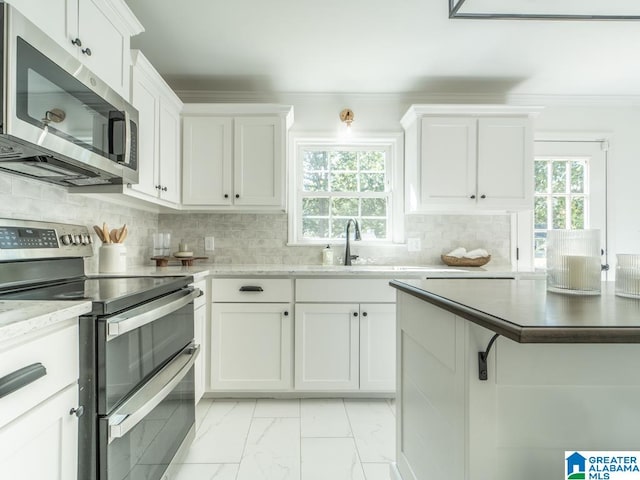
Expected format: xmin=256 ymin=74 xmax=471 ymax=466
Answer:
xmin=389 ymin=278 xmax=640 ymax=480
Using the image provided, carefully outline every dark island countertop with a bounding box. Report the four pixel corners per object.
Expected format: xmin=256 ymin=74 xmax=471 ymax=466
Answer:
xmin=390 ymin=278 xmax=640 ymax=343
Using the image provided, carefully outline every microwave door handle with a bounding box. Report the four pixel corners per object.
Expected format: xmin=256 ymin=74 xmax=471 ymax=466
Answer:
xmin=107 ymin=344 xmax=200 ymax=444
xmin=107 ymin=111 xmax=125 ymax=162
xmin=106 ymin=288 xmax=200 ymax=340
xmin=123 ymin=109 xmax=131 ymax=166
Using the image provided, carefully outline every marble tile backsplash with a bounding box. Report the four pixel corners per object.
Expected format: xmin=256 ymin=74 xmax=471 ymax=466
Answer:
xmin=0 ymin=175 xmax=158 ymax=271
xmin=1 ymin=173 xmax=511 ymax=269
xmin=158 ymin=212 xmax=511 ymax=266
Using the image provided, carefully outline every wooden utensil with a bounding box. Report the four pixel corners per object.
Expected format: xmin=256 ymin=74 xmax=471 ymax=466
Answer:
xmin=118 ymin=225 xmax=128 ymax=243
xmin=102 ymin=223 xmax=110 ymax=244
xmin=93 ymin=225 xmax=106 ymax=243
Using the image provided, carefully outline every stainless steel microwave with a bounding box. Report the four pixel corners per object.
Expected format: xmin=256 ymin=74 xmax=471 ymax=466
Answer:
xmin=0 ymin=3 xmax=138 ymax=187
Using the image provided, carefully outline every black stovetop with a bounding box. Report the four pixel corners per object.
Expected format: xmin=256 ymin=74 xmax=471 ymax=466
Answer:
xmin=0 ymin=275 xmax=193 ymax=315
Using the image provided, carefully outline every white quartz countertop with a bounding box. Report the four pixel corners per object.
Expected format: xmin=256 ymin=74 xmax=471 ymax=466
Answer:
xmin=0 ymin=300 xmax=92 ymax=343
xmin=88 ymin=263 xmax=528 ymax=279
xmin=196 ymin=263 xmax=523 ymax=278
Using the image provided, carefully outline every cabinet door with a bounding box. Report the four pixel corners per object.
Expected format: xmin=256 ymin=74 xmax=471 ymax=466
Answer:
xmin=234 ymin=116 xmax=283 ymax=207
xmin=211 ymin=303 xmax=292 ymax=390
xmin=360 ymin=303 xmax=396 ymax=391
xmin=158 ymin=97 xmax=181 ymax=204
xmin=0 ymin=384 xmax=78 ymax=480
xmin=8 ymin=0 xmax=77 ymax=55
xmin=129 ymin=70 xmax=159 ymax=197
xmin=183 ymin=117 xmax=233 ymax=205
xmin=477 ymin=117 xmax=532 ymax=210
xmin=294 ymin=303 xmax=359 ymax=391
xmin=77 ymin=0 xmax=128 ymax=97
xmin=419 ymin=117 xmax=477 ymax=207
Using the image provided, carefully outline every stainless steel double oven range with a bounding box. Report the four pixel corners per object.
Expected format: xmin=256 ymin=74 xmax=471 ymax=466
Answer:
xmin=0 ymin=218 xmax=200 ymax=480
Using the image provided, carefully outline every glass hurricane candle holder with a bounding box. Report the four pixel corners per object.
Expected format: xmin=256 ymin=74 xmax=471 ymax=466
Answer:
xmin=615 ymin=254 xmax=640 ymax=299
xmin=546 ymin=229 xmax=601 ymax=295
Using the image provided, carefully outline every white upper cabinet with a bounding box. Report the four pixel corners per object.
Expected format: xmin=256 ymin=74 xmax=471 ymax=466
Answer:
xmin=402 ymin=105 xmax=540 ymax=213
xmin=8 ymin=0 xmax=144 ymax=99
xmin=128 ymin=50 xmax=183 ymax=206
xmin=182 ymin=104 xmax=294 ymax=211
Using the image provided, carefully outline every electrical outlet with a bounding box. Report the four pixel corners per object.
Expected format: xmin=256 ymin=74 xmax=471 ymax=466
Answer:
xmin=204 ymin=236 xmax=215 ymax=251
xmin=407 ymin=238 xmax=421 ymax=252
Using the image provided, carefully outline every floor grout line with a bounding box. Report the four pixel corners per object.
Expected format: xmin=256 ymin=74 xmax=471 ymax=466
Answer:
xmin=342 ymin=398 xmax=368 ymax=479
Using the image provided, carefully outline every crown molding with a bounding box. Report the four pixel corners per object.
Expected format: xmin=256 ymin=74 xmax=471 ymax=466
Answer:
xmin=174 ymin=89 xmax=640 ymax=108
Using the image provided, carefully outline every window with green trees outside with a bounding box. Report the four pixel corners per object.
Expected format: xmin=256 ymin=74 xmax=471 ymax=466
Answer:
xmin=300 ymin=147 xmax=391 ymax=241
xmin=534 ymin=157 xmax=589 ymax=265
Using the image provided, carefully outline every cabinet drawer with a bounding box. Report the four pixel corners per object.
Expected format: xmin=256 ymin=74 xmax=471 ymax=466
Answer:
xmin=212 ymin=278 xmax=293 ymax=303
xmin=296 ymin=279 xmax=396 ymax=303
xmin=0 ymin=320 xmax=79 ymax=429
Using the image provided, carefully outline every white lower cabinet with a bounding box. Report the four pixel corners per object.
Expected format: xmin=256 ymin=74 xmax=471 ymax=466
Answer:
xmin=359 ymin=303 xmax=396 ymax=391
xmin=193 ymin=280 xmax=208 ymax=403
xmin=294 ymin=302 xmax=396 ymax=392
xmin=0 ymin=384 xmax=78 ymax=480
xmin=294 ymin=303 xmax=360 ymax=391
xmin=211 ymin=303 xmax=293 ymax=390
xmin=0 ymin=318 xmax=81 ymax=480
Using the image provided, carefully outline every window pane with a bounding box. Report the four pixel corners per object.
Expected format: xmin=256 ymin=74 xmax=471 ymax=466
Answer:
xmin=331 ymin=197 xmax=359 ymax=217
xmin=302 ymin=197 xmax=330 ymax=216
xmin=303 ymin=218 xmax=329 ymax=238
xmin=330 ymin=173 xmax=358 ymax=192
xmin=552 ymin=196 xmax=566 ymax=229
xmin=303 ymin=172 xmax=328 ymax=192
xmin=571 ymin=161 xmax=585 ymax=193
xmin=552 ymin=161 xmax=567 ymax=193
xmin=534 ymin=196 xmax=547 ymax=229
xmin=359 ymin=173 xmax=385 ymax=192
xmin=303 ymin=151 xmax=327 ymax=171
xmin=360 ymin=219 xmax=387 ymax=239
xmin=330 ymin=151 xmax=357 ymax=171
xmin=331 ymin=219 xmax=348 ymax=239
xmin=534 ymin=231 xmax=547 ymax=259
xmin=535 ymin=161 xmax=548 ymax=193
xmin=362 ymin=198 xmax=387 ymax=216
xmin=359 ymin=151 xmax=385 ymax=171
xmin=571 ymin=197 xmax=585 ymax=229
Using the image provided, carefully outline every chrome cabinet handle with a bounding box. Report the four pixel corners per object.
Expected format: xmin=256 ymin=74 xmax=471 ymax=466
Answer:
xmin=0 ymin=363 xmax=46 ymax=399
xmin=107 ymin=288 xmax=200 ymax=339
xmin=108 ymin=344 xmax=200 ymax=443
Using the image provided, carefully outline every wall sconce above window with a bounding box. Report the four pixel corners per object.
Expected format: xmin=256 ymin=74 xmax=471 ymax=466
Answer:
xmin=340 ymin=108 xmax=354 ymax=134
xmin=449 ymin=0 xmax=640 ymax=20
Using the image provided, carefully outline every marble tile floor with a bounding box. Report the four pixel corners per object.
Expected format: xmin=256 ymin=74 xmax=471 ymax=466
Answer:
xmin=171 ymin=398 xmax=396 ymax=480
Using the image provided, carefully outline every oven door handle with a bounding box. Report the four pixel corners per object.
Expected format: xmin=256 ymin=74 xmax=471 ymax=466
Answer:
xmin=106 ymin=287 xmax=200 ymax=340
xmin=107 ymin=343 xmax=200 ymax=444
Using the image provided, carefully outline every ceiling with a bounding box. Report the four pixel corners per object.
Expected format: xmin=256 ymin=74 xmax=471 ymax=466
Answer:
xmin=125 ymin=0 xmax=640 ymax=96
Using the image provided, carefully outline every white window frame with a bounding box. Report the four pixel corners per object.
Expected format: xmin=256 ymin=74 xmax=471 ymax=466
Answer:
xmin=288 ymin=132 xmax=404 ymax=245
xmin=513 ymin=134 xmax=609 ymax=272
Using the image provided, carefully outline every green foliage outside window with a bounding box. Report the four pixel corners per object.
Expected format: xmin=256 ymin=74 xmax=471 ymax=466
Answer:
xmin=301 ymin=149 xmax=389 ymax=240
xmin=534 ymin=158 xmax=588 ymax=259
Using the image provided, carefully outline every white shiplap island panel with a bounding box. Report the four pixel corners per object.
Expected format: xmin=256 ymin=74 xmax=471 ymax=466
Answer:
xmin=390 ymin=279 xmax=640 ymax=480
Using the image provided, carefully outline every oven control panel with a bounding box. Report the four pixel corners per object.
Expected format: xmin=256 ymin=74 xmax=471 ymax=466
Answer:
xmin=0 ymin=219 xmax=93 ymax=260
xmin=0 ymin=226 xmax=59 ymax=249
